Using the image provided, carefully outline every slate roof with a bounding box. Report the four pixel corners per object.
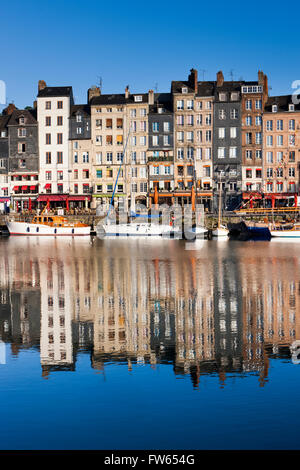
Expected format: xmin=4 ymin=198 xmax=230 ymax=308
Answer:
xmin=38 ymin=86 xmax=73 ymax=98
xmin=0 ymin=115 xmax=10 ymax=130
xmin=70 ymin=104 xmax=91 ymax=117
xmin=264 ymin=95 xmax=300 ymax=112
xmin=90 ymin=93 xmax=149 ymax=106
xmin=7 ymin=109 xmax=37 ymax=126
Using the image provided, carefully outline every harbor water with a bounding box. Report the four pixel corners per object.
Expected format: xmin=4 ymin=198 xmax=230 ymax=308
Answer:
xmin=0 ymin=236 xmax=300 ymax=449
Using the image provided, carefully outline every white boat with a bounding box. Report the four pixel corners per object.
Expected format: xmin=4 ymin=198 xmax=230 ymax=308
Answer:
xmin=270 ymin=223 xmax=300 ymax=239
xmin=7 ymin=212 xmax=90 ymax=236
xmin=212 ymin=225 xmax=229 ymax=238
xmin=185 ymin=226 xmax=208 ymax=239
xmin=97 ymin=221 xmax=180 ymax=237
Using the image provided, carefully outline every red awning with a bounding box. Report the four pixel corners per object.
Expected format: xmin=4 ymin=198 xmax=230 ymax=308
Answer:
xmin=44 ymin=184 xmax=51 ymax=189
xmin=30 ymin=185 xmax=37 ymax=190
xmin=21 ymin=186 xmax=28 ymax=190
xmin=13 ymin=186 xmax=19 ymax=191
xmin=37 ymin=195 xmax=68 ymax=202
xmin=1 ymin=187 xmax=7 ymax=190
xmin=68 ymin=195 xmax=91 ymax=201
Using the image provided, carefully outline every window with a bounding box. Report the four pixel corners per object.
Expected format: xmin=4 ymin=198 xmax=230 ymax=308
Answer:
xmin=57 ymin=184 xmax=63 ymax=193
xmin=140 ymin=121 xmax=146 ymax=131
xmin=266 ymin=168 xmax=273 ymax=178
xmin=277 ymin=167 xmax=283 ymax=177
xmin=96 ymin=135 xmax=102 ymax=144
xmin=76 ymin=127 xmax=82 ymax=135
xmin=255 ymin=99 xmax=262 ymax=109
xmin=152 ymin=135 xmax=159 ymax=146
xmin=246 ymin=169 xmax=252 ymax=178
xmin=277 ymin=152 xmax=283 ymax=162
xmin=187 ymin=114 xmax=194 ymax=126
xmin=134 ymin=95 xmax=142 ymax=102
xmin=266 ymin=182 xmax=273 ymax=192
xmin=177 ymin=115 xmax=184 ymax=126
xmin=187 ymin=131 xmax=194 ymax=142
xmin=82 ymin=152 xmax=89 ymax=163
xmin=96 ymin=169 xmax=102 ymax=178
xmin=45 ymin=101 xmax=51 ymax=110
xmin=177 ymin=148 xmax=184 ymax=159
xmin=57 ymin=101 xmax=63 ymax=109
xmin=219 ymin=109 xmax=226 ymax=120
xmin=218 ymin=128 xmax=225 ymax=139
xmin=140 ymin=108 xmax=146 ymax=117
xmin=230 ymin=127 xmax=237 ymax=138
xmin=230 ymin=109 xmax=238 ymax=119
xmin=245 ymin=115 xmax=252 ymax=126
xmin=205 ymin=130 xmax=211 ymax=142
xmin=130 ymin=109 xmax=136 ymax=117
xmin=246 ymin=133 xmax=252 ymax=144
xmin=266 ymin=120 xmax=273 ymax=131
xmin=74 ymin=152 xmax=78 ymax=163
xmin=277 ymin=120 xmax=283 ymax=131
xmin=187 ymin=147 xmax=194 ymax=159
xmin=18 ymin=143 xmax=26 ymax=153
xmin=163 ymin=122 xmax=170 ymax=132
xmin=177 ymin=131 xmax=184 ymax=143
xmin=277 ymin=182 xmax=283 ymax=192
xmin=57 ymin=116 xmax=63 ymax=126
xmin=289 ymin=151 xmax=295 ymax=161
xmin=219 ymin=93 xmax=227 ymax=101
xmin=289 ymin=167 xmax=295 ymax=177
xmin=229 ymin=147 xmax=237 ymax=158
xmin=177 ymin=100 xmax=184 ymax=110
xmin=196 ymin=148 xmax=202 ymax=160
xmin=205 ymin=114 xmax=211 ymax=125
xmin=266 ymin=135 xmax=273 ymax=147
xmin=277 ymin=135 xmax=283 ymax=146
xmin=246 ymin=100 xmax=252 ymax=110
xmin=255 ymin=132 xmax=262 ymax=144
xmin=289 ymin=119 xmax=295 ymax=130
xmin=96 ymin=185 xmax=102 ymax=193
xmin=18 ymin=128 xmax=27 ymax=137
xmin=163 ymin=135 xmax=170 ymax=146
xmin=289 ymin=104 xmax=295 ymax=111
xmin=246 ymin=150 xmax=252 ymax=159
xmin=57 ymin=171 xmax=63 ymax=180
xmin=46 ymin=134 xmax=51 ymax=145
xmin=74 ymin=170 xmax=78 ymax=179
xmin=57 ymin=152 xmax=63 ymax=164
xmin=46 ymin=171 xmax=52 ymax=180
xmin=289 ymin=134 xmax=296 ymax=146
xmin=187 ymin=100 xmax=194 ymax=110
xmin=256 ymin=150 xmax=262 ymax=159
xmin=107 ymin=184 xmax=113 ymax=192
xmin=83 ymin=169 xmax=89 ymax=179
xmin=256 ymin=169 xmax=262 ymax=178
xmin=106 ymin=152 xmax=113 ymax=162
xmin=231 ymin=92 xmax=239 ymax=101
xmin=272 ymin=105 xmax=278 ymax=113
xmin=152 ymin=122 xmax=159 ymax=132
xmin=46 ymin=152 xmax=51 ymax=164
xmin=218 ymin=147 xmax=225 ymax=158
xmin=96 ymin=152 xmax=102 ymax=164
xmin=255 ymin=116 xmax=262 ymax=126
xmin=266 ymin=151 xmax=273 ymax=163
xmin=57 ymin=133 xmax=63 ymax=144
xmin=45 ymin=116 xmax=51 ymax=126
xmin=106 ymin=135 xmax=113 ymax=145
xmin=205 ymin=148 xmax=212 ymax=160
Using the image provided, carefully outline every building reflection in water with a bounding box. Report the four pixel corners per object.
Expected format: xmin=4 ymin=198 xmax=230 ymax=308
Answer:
xmin=0 ymin=237 xmax=299 ymax=387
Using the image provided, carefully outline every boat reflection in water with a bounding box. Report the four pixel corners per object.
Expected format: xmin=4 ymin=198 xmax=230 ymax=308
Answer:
xmin=0 ymin=237 xmax=299 ymax=387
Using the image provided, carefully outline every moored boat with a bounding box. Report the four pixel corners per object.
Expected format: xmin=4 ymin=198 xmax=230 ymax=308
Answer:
xmin=270 ymin=222 xmax=300 ymax=238
xmin=7 ymin=211 xmax=91 ymax=236
xmin=228 ymin=221 xmax=271 ymax=241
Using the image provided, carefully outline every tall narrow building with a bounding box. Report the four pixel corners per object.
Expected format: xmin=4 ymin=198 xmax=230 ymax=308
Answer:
xmin=37 ymin=81 xmax=73 ymax=209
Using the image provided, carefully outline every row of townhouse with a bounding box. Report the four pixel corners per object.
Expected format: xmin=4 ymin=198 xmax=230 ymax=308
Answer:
xmin=0 ymin=70 xmax=299 ymax=213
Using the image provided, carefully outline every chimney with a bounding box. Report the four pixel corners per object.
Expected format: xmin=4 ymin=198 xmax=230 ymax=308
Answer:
xmin=148 ymin=89 xmax=154 ymax=105
xmin=188 ymin=68 xmax=198 ymax=92
xmin=125 ymin=86 xmax=130 ymax=99
xmin=3 ymin=103 xmax=16 ymax=115
xmin=87 ymin=86 xmax=101 ymax=103
xmin=38 ymin=80 xmax=47 ymax=92
xmin=216 ymin=71 xmax=224 ymax=87
xmin=258 ymin=70 xmax=265 ymax=85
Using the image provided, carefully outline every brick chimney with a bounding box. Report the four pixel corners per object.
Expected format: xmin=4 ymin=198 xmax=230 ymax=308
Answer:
xmin=258 ymin=70 xmax=264 ymax=85
xmin=38 ymin=80 xmax=47 ymax=92
xmin=87 ymin=86 xmax=101 ymax=103
xmin=216 ymin=71 xmax=224 ymax=87
xmin=3 ymin=103 xmax=16 ymax=115
xmin=188 ymin=68 xmax=198 ymax=92
xmin=148 ymin=89 xmax=154 ymax=105
xmin=125 ymin=86 xmax=130 ymax=99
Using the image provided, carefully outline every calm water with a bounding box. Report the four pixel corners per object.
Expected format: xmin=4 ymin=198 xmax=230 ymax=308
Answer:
xmin=0 ymin=236 xmax=300 ymax=449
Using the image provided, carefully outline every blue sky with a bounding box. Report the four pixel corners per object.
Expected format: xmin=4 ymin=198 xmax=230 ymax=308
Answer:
xmin=1 ymin=0 xmax=299 ymax=109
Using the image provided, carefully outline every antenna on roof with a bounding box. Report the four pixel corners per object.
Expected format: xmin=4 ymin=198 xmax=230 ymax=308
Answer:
xmin=154 ymin=82 xmax=158 ymax=93
xmin=97 ymin=76 xmax=103 ymax=91
xmin=229 ymin=70 xmax=234 ymax=81
xmin=200 ymin=69 xmax=207 ymax=81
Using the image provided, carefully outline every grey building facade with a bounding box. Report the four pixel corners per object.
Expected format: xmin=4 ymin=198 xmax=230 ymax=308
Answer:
xmin=213 ymin=72 xmax=243 ymax=211
xmin=69 ymin=105 xmax=91 ymax=140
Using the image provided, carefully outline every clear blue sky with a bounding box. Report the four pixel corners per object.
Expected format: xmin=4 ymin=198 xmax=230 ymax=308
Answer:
xmin=1 ymin=0 xmax=299 ymax=109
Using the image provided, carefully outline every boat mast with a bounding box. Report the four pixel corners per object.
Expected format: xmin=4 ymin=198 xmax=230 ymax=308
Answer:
xmin=106 ymin=126 xmax=131 ymax=223
xmin=218 ymin=171 xmax=222 ymax=229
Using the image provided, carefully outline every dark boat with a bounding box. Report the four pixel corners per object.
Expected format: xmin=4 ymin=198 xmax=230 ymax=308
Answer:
xmin=228 ymin=221 xmax=271 ymax=241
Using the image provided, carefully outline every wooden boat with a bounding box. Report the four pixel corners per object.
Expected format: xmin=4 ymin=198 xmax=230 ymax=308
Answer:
xmin=270 ymin=222 xmax=300 ymax=238
xmin=6 ymin=209 xmax=90 ymax=236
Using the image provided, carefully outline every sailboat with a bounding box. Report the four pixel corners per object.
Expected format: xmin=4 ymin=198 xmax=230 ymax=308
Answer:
xmin=212 ymin=174 xmax=229 ymax=238
xmin=96 ymin=128 xmax=179 ymax=238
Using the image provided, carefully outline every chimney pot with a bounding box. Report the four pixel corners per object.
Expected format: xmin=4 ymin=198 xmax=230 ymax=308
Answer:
xmin=216 ymin=71 xmax=224 ymax=87
xmin=148 ymin=89 xmax=154 ymax=105
xmin=125 ymin=86 xmax=130 ymax=99
xmin=38 ymin=80 xmax=47 ymax=92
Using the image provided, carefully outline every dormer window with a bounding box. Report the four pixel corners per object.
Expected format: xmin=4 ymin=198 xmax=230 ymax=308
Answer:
xmin=19 ymin=116 xmax=25 ymax=125
xmin=134 ymin=95 xmax=142 ymax=102
xmin=289 ymin=104 xmax=295 ymax=111
xmin=182 ymin=87 xmax=188 ymax=94
xmin=219 ymin=93 xmax=227 ymax=101
xmin=76 ymin=114 xmax=82 ymax=122
xmin=272 ymin=104 xmax=278 ymax=113
xmin=231 ymin=92 xmax=239 ymax=101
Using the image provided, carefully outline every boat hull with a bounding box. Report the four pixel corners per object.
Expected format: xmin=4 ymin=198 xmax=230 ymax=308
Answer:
xmin=212 ymin=227 xmax=229 ymax=237
xmin=185 ymin=227 xmax=208 ymax=240
xmin=271 ymin=230 xmax=300 ymax=238
xmin=7 ymin=221 xmax=91 ymax=236
xmin=98 ymin=223 xmax=180 ymax=237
